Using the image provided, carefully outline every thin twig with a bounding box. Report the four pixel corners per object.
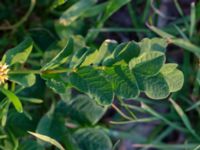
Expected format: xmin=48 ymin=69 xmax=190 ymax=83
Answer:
xmin=111 ymin=104 xmax=132 ymax=120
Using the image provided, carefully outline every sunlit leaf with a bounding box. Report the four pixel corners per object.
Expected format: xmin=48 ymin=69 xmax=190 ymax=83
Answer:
xmin=0 ymin=88 xmax=23 ymax=113
xmin=28 ymin=131 xmax=65 ymax=150
xmin=2 ymin=37 xmax=33 ymax=65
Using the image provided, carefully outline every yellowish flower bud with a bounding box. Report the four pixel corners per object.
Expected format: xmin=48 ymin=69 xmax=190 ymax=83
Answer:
xmin=0 ymin=62 xmax=9 ymax=85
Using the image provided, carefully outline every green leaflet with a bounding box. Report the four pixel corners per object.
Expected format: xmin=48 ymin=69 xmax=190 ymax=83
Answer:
xmin=0 ymin=88 xmax=23 ymax=113
xmin=6 ymin=110 xmax=35 ymax=135
xmin=42 ymin=38 xmax=73 ymax=70
xmin=36 ymin=107 xmax=79 ymax=150
xmin=69 ymin=66 xmax=114 ymax=106
xmin=129 ymin=51 xmax=165 ymax=76
xmin=133 ymin=63 xmax=184 ymax=99
xmin=143 ymin=73 xmax=170 ymax=99
xmin=139 ymin=38 xmax=168 ymax=53
xmin=161 ymin=64 xmax=184 ymax=92
xmin=9 ymin=73 xmax=36 ymax=87
xmin=36 ymin=106 xmax=60 ymax=141
xmin=74 ymin=128 xmax=112 ymax=150
xmin=18 ymin=140 xmax=45 ymax=150
xmin=112 ymin=41 xmax=140 ymax=62
xmin=46 ymin=77 xmax=67 ymax=94
xmin=41 ymin=73 xmax=68 ymax=94
xmin=103 ymin=41 xmax=140 ymax=66
xmin=93 ymin=39 xmax=117 ymax=65
xmin=70 ymin=47 xmax=91 ymax=68
xmin=81 ymin=50 xmax=99 ymax=66
xmin=104 ymin=66 xmax=139 ymax=99
xmin=2 ymin=37 xmax=33 ymax=65
xmin=46 ymin=79 xmax=66 ymax=94
xmin=61 ymin=95 xmax=107 ymax=125
xmin=81 ymin=39 xmax=117 ymax=66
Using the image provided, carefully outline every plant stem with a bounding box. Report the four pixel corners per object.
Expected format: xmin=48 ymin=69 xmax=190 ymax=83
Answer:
xmin=111 ymin=104 xmax=133 ymax=121
xmin=118 ymin=97 xmax=137 ymax=119
xmin=42 ymin=68 xmax=72 ymax=74
xmin=8 ymin=68 xmax=72 ymax=75
xmin=110 ymin=117 xmax=158 ymax=124
xmin=9 ymin=70 xmax=41 ymax=75
xmin=8 ymin=66 xmax=107 ymax=75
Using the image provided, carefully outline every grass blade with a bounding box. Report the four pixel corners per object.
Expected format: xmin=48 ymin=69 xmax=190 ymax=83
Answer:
xmin=186 ymin=100 xmax=200 ymax=112
xmin=148 ymin=24 xmax=200 ymax=57
xmin=190 ymin=2 xmax=196 ymax=38
xmin=0 ymin=88 xmax=23 ymax=113
xmin=193 ymin=145 xmax=200 ymax=150
xmin=110 ymin=117 xmax=158 ymax=124
xmin=141 ymin=102 xmax=187 ymax=132
xmin=169 ymin=98 xmax=200 ymax=140
xmin=132 ymin=143 xmax=198 ymax=149
xmin=28 ymin=131 xmax=65 ymax=150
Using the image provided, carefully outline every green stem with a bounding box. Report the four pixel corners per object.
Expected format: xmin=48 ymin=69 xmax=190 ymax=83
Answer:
xmin=118 ymin=97 xmax=137 ymax=119
xmin=8 ymin=68 xmax=73 ymax=75
xmin=42 ymin=69 xmax=72 ymax=74
xmin=8 ymin=66 xmax=107 ymax=75
xmin=9 ymin=70 xmax=41 ymax=75
xmin=111 ymin=104 xmax=133 ymax=121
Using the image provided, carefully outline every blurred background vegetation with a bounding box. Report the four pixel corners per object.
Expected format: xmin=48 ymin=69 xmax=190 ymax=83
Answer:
xmin=0 ymin=0 xmax=200 ymax=149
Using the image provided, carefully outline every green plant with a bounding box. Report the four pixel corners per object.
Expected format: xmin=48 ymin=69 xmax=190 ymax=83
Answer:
xmin=0 ymin=36 xmax=184 ymax=149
